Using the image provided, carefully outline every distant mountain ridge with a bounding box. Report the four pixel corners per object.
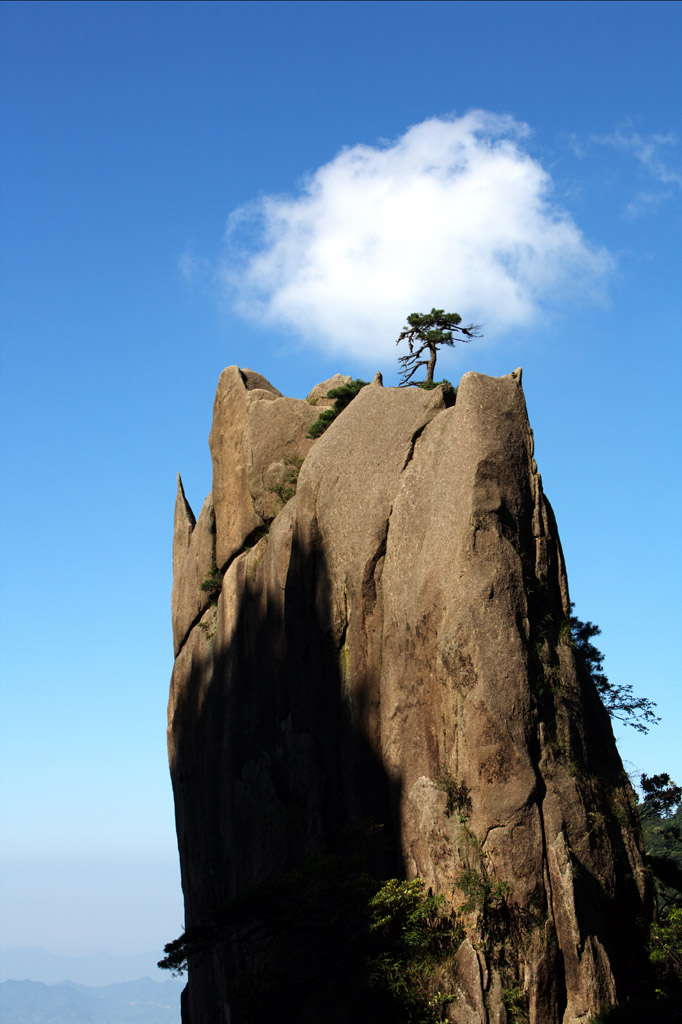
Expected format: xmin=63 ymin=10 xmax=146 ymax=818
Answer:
xmin=0 ymin=947 xmax=172 ymax=986
xmin=0 ymin=977 xmax=183 ymax=1024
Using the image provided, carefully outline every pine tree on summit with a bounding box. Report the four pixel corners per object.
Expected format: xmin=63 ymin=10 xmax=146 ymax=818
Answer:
xmin=395 ymin=308 xmax=481 ymax=385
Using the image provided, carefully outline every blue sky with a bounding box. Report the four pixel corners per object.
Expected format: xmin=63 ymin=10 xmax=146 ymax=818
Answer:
xmin=1 ymin=0 xmax=680 ymax=960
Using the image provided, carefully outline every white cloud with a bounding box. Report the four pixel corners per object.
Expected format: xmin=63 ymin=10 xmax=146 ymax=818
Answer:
xmin=624 ymin=191 xmax=669 ymax=222
xmin=595 ymin=129 xmax=682 ymax=188
xmin=178 ymin=248 xmax=215 ymax=285
xmin=222 ymin=112 xmax=611 ymax=359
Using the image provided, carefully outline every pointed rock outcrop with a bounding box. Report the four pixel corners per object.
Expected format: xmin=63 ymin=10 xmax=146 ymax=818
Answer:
xmin=208 ymin=366 xmax=319 ymax=568
xmin=171 ymin=478 xmax=216 ymax=657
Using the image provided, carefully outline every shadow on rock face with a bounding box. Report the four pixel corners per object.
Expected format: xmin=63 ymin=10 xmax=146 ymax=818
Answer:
xmin=169 ymin=528 xmax=404 ymax=1024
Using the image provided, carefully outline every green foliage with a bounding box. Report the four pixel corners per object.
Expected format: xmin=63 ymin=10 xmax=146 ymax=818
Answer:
xmin=158 ymin=852 xmax=377 ymax=982
xmin=269 ymin=455 xmax=304 ymax=505
xmin=396 ymin=309 xmax=481 ymax=385
xmin=367 ymin=878 xmax=463 ymax=1023
xmin=570 ymin=606 xmax=659 ymax=733
xmin=641 ymin=774 xmax=682 ymax=823
xmin=650 ymin=907 xmax=682 ymax=985
xmin=503 ymin=985 xmax=529 ymax=1024
xmin=158 ymin=925 xmax=211 ymax=977
xmin=517 ymin=550 xmax=547 ymax=601
xmin=455 ymin=869 xmax=515 ymax=956
xmin=417 ymin=378 xmax=456 ymax=394
xmin=641 ymin=785 xmax=682 ymax=902
xmin=630 ymin=777 xmax=682 ymax=1013
xmin=369 ymin=879 xmax=449 ymax=948
xmin=541 ymin=663 xmax=565 ymax=695
xmin=532 ymin=602 xmax=658 ymax=733
xmin=434 ymin=769 xmax=470 ymax=818
xmin=307 ymin=409 xmax=336 ymax=437
xmin=199 ymin=561 xmax=224 ymax=604
xmin=307 ymin=379 xmax=369 ymax=438
xmin=643 ymin=808 xmax=682 ymax=889
xmin=159 ymin=866 xmax=464 ymax=1023
xmin=456 ymin=869 xmax=510 ymax=917
xmin=197 ymin=616 xmax=216 ymax=644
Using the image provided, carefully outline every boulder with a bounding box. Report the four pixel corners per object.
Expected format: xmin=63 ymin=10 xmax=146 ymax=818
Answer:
xmin=305 ymin=373 xmax=352 ymax=408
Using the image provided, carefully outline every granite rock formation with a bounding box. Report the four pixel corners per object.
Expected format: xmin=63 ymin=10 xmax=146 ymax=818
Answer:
xmin=168 ymin=366 xmax=650 ymax=1023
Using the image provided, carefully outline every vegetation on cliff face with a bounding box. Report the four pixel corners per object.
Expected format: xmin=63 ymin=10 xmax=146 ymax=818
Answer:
xmin=584 ymin=779 xmax=682 ymax=1023
xmin=566 ymin=609 xmax=682 ymax=1014
xmin=307 ymin=379 xmax=369 ymax=438
xmin=570 ymin=607 xmax=659 ymax=733
xmin=365 ymin=878 xmax=463 ymax=1023
xmin=268 ymin=454 xmax=304 ymax=505
xmin=568 ymin=615 xmax=682 ymax=1018
xmin=641 ymin=776 xmax=682 ymax=990
xmin=160 ymin=847 xmax=465 ymax=1023
xmin=417 ymin=378 xmax=455 ymax=394
xmin=199 ymin=562 xmax=224 ymax=605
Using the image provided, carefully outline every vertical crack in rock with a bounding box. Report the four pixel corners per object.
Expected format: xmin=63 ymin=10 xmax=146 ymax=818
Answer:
xmin=400 ymin=421 xmax=428 ymax=473
xmin=360 ymin=517 xmax=388 ymax=615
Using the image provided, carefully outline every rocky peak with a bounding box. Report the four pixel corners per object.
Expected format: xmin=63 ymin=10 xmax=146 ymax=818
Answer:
xmin=168 ymin=367 xmax=650 ymax=1023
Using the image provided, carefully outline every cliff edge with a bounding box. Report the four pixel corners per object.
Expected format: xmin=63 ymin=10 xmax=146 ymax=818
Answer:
xmin=168 ymin=367 xmax=649 ymax=1023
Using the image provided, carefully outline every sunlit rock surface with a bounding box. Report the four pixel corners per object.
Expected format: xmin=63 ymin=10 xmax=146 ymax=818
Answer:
xmin=168 ymin=367 xmax=649 ymax=1024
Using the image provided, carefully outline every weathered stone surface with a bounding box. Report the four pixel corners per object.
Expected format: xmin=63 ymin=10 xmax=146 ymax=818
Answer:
xmin=169 ymin=368 xmax=650 ymax=1024
xmin=239 ymin=367 xmax=282 ymax=395
xmin=451 ymin=938 xmax=487 ymax=1022
xmin=171 ymin=477 xmax=216 ymax=656
xmin=208 ymin=366 xmax=318 ymax=568
xmin=305 ymin=373 xmax=351 ymax=408
xmin=380 ymin=370 xmax=544 ymax=866
xmin=292 ymin=378 xmax=451 ymax=651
